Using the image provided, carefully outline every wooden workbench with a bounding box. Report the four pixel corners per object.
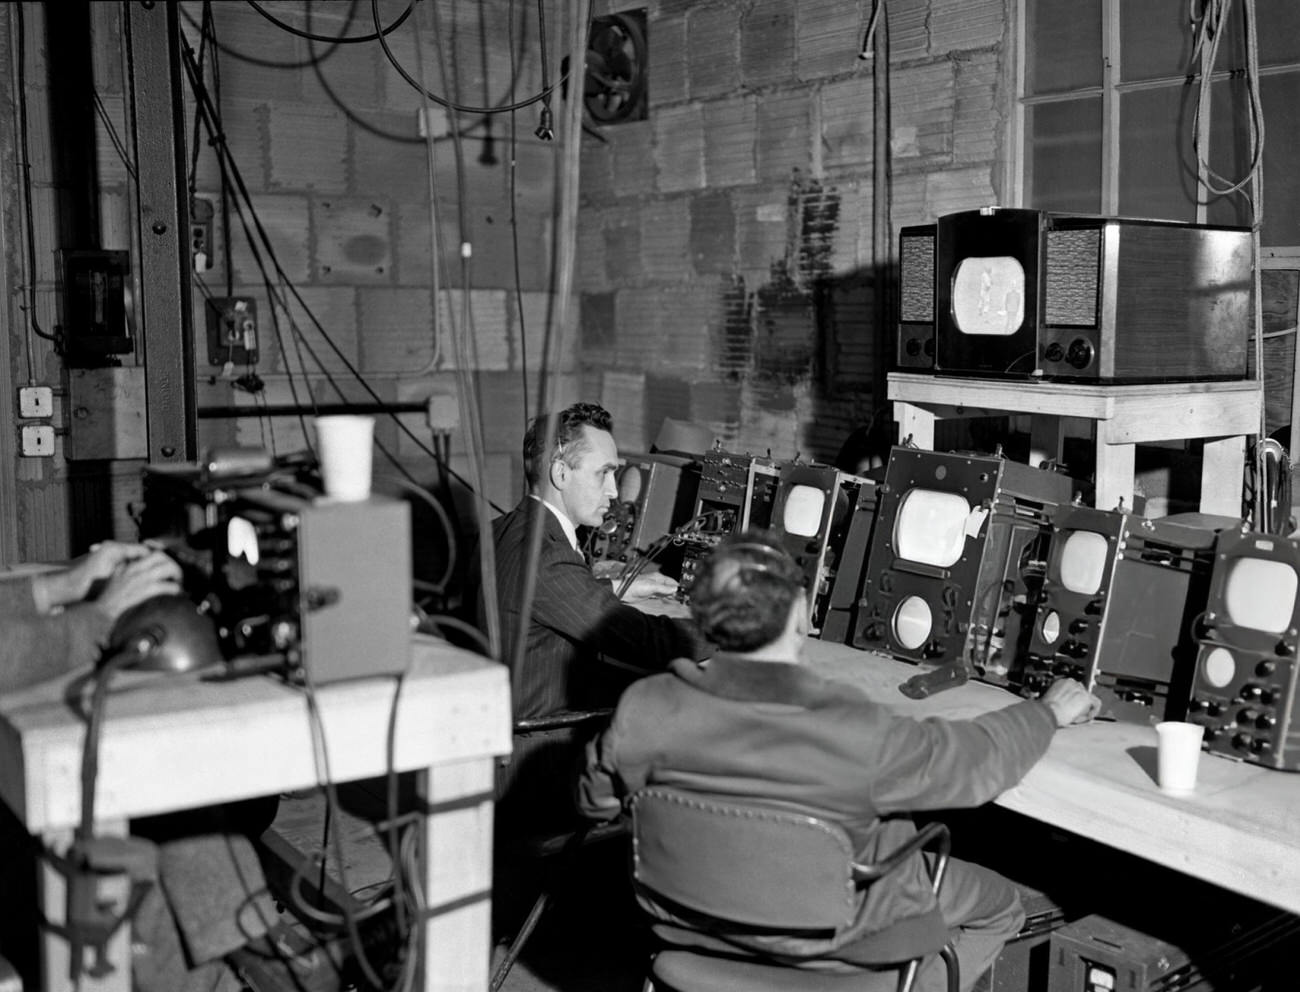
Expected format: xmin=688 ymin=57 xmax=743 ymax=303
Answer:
xmin=806 ymin=639 xmax=1300 ymax=917
xmin=0 ymin=635 xmax=512 ymax=992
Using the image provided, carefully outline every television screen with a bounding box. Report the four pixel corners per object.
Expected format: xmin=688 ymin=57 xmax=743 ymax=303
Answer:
xmin=1223 ymin=557 xmax=1298 ymax=633
xmin=618 ymin=464 xmax=643 ymax=503
xmin=1058 ymin=530 xmax=1109 ymax=595
xmin=894 ymin=489 xmax=971 ymax=567
xmin=783 ymin=484 xmax=826 ymax=538
xmin=950 ymin=256 xmax=1025 ymax=336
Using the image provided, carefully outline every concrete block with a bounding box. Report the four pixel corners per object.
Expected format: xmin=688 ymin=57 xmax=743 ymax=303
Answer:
xmin=931 ymin=0 xmax=1005 ymax=53
xmin=925 ymin=166 xmax=998 ymax=218
xmin=639 ymin=198 xmax=693 ymax=282
xmin=581 ymin=292 xmax=618 ymax=354
xmin=742 ymin=0 xmax=796 ymax=89
xmin=796 ymin=0 xmax=863 ymax=82
xmin=261 ymin=285 xmax=358 ymax=377
xmin=735 ymin=188 xmax=791 ymax=284
xmin=889 ymin=0 xmax=932 ymax=60
xmin=191 ymin=99 xmax=268 ymax=194
xmin=890 ymin=61 xmax=957 ymax=164
xmin=514 ymin=290 xmax=576 ymax=373
xmin=314 ymin=197 xmax=393 ymax=284
xmin=650 ymin=15 xmax=689 ymax=105
xmin=357 ymin=287 xmax=439 ymax=372
xmin=603 ymin=203 xmax=644 ymax=286
xmin=611 ymin=121 xmax=657 ymax=196
xmin=756 ymin=91 xmax=813 ymax=183
xmin=230 ymin=193 xmax=311 ymax=285
xmin=299 ymin=39 xmax=382 ymax=112
xmin=704 ymin=96 xmax=758 ymax=188
xmin=433 ymin=288 xmax=512 ymax=371
xmin=580 ymin=135 xmax=616 ymax=204
xmin=655 ymin=104 xmax=705 ymax=194
xmin=644 ymin=374 xmax=697 ymax=452
xmin=351 ymin=112 xmax=435 ymax=201
xmin=600 ymin=371 xmax=649 ymax=453
xmin=576 ymin=212 xmax=609 ymax=294
xmin=954 ymin=49 xmax=1004 ymax=165
xmin=269 ymin=105 xmax=347 ymax=193
xmin=687 ymin=6 xmax=741 ymax=99
xmin=690 ymin=192 xmax=736 ymax=276
xmin=206 ymin=3 xmax=304 ymax=106
xmin=821 ymin=77 xmax=875 ymax=172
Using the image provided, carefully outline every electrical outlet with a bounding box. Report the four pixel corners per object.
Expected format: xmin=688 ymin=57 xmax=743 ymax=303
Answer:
xmin=191 ymin=196 xmax=214 ymax=273
xmin=20 ymin=424 xmax=55 ymax=457
xmin=204 ymin=296 xmax=259 ymax=367
xmin=18 ymin=385 xmax=53 ymax=418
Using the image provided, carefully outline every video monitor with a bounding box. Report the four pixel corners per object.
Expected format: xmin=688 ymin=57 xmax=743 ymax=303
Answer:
xmin=1057 ymin=529 xmax=1109 ymax=595
xmin=782 ymin=484 xmax=826 ymax=538
xmin=1223 ymin=557 xmax=1298 ymax=634
xmin=893 ymin=489 xmax=970 ymax=568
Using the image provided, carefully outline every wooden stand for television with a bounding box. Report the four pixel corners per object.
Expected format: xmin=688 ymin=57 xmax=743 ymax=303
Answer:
xmin=887 ymin=372 xmax=1263 ymax=516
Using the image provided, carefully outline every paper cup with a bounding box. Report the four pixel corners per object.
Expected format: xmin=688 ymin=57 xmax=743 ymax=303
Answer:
xmin=315 ymin=415 xmax=375 ymax=501
xmin=1155 ymin=721 xmax=1205 ymax=795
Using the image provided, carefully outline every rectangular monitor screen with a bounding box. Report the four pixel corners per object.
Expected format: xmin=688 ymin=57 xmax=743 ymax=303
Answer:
xmin=1224 ymin=557 xmax=1297 ymax=633
xmin=1057 ymin=529 xmax=1110 ymax=595
xmin=893 ymin=489 xmax=971 ymax=567
xmin=950 ymin=256 xmax=1025 ymax=336
xmin=782 ymin=484 xmax=826 ymax=538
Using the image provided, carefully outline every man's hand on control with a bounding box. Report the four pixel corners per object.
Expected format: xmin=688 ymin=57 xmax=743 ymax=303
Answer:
xmin=620 ymin=571 xmax=679 ymax=602
xmin=1040 ymin=678 xmax=1102 ymax=727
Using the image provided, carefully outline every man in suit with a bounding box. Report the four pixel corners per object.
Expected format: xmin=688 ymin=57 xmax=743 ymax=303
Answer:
xmin=476 ymin=401 xmax=707 ymax=722
xmin=578 ymin=532 xmax=1098 ymax=992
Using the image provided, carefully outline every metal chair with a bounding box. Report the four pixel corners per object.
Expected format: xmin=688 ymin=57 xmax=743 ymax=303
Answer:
xmin=489 ymin=709 xmax=628 ymax=991
xmin=629 ymin=787 xmax=960 ymax=992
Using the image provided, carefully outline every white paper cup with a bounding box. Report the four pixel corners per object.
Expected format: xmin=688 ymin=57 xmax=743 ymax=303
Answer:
xmin=1155 ymin=721 xmax=1205 ymax=795
xmin=315 ymin=415 xmax=375 ymax=501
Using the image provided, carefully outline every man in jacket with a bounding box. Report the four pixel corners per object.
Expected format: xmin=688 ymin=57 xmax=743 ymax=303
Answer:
xmin=577 ymin=531 xmax=1098 ymax=992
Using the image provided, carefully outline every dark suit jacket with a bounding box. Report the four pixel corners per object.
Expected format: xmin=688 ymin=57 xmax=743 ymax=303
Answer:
xmin=471 ymin=497 xmax=706 ymax=721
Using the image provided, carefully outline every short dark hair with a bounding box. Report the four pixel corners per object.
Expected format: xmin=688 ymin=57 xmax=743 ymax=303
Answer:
xmin=522 ymin=402 xmax=615 ymax=488
xmin=689 ymin=531 xmax=805 ymax=652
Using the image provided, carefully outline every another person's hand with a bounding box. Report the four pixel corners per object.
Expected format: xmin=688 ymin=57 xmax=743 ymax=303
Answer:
xmin=91 ymin=551 xmax=184 ymax=623
xmin=621 ymin=571 xmax=679 ymax=602
xmin=1040 ymin=678 xmax=1101 ymax=727
xmin=31 ymin=541 xmax=158 ymax=613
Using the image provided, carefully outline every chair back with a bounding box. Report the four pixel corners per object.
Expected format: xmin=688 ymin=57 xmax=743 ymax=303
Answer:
xmin=630 ymin=787 xmax=859 ymax=933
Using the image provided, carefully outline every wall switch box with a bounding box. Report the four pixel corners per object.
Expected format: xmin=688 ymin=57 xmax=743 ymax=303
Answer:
xmin=205 ymin=296 xmax=259 ymax=367
xmin=20 ymin=424 xmax=55 ymax=457
xmin=18 ymin=385 xmax=53 ymax=418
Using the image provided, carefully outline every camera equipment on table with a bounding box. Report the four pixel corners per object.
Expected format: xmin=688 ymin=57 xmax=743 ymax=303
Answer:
xmin=138 ymin=448 xmax=411 ymax=683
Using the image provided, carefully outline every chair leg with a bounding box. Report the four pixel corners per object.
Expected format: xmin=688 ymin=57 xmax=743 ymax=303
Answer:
xmin=489 ymin=890 xmax=552 ymax=992
xmin=897 ymin=941 xmax=959 ymax=992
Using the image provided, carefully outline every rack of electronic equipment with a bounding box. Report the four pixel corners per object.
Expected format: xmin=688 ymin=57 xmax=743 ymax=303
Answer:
xmin=588 ymin=207 xmax=1299 ymax=775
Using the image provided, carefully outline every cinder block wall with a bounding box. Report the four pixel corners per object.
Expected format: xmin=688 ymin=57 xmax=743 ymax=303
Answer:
xmin=2 ymin=0 xmax=1012 ymax=560
xmin=576 ymin=0 xmax=1011 ymax=462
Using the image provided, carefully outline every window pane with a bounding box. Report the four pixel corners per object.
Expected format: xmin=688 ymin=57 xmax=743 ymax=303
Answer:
xmin=1026 ymin=0 xmax=1102 ymax=94
xmin=1118 ymin=85 xmax=1199 ymax=222
xmin=1121 ymin=0 xmax=1197 ymax=82
xmin=1205 ymin=76 xmax=1256 ymax=229
xmin=1217 ymin=2 xmax=1300 ymax=70
xmin=1025 ymin=99 xmax=1102 ymax=213
xmin=1258 ymin=73 xmax=1300 ymax=246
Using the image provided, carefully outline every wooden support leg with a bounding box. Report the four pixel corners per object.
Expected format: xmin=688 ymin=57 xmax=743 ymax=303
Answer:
xmin=39 ymin=823 xmax=131 ymax=992
xmin=1201 ymin=435 xmax=1247 ymax=518
xmin=1028 ymin=415 xmax=1064 ymax=469
xmin=421 ymin=759 xmax=497 ymax=992
xmin=1094 ymin=437 xmax=1137 ymax=514
xmin=895 ymin=401 xmax=936 ymax=450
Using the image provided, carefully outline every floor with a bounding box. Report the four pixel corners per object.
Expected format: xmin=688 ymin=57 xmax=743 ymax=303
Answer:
xmin=257 ymin=788 xmax=1298 ymax=992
